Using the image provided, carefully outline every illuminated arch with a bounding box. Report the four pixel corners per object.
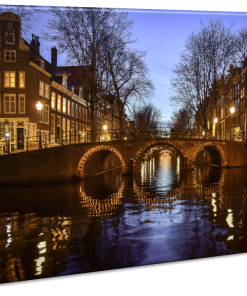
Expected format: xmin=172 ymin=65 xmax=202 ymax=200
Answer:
xmin=193 ymin=143 xmax=225 ymax=167
xmin=77 ymin=145 xmax=125 ymax=178
xmin=133 ymin=140 xmax=186 ymax=168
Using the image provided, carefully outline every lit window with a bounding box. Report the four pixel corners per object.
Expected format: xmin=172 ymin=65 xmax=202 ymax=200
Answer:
xmin=4 ymin=50 xmax=16 ymax=62
xmin=39 ymin=81 xmax=44 ymax=96
xmin=75 ymin=104 xmax=78 ymax=117
xmin=45 ymin=84 xmax=50 ymax=99
xmin=4 ymin=71 xmax=15 ymax=88
xmin=51 ymin=92 xmax=56 ymax=109
xmin=4 ymin=94 xmax=16 ymax=114
xmin=57 ymin=95 xmax=61 ymax=112
xmin=44 ymin=105 xmax=49 ymax=124
xmin=5 ymin=32 xmax=14 ymax=44
xmin=19 ymin=72 xmax=25 ymax=88
xmin=51 ymin=114 xmax=55 ymax=141
xmin=67 ymin=100 xmax=70 ymax=115
xmin=19 ymin=95 xmax=25 ymax=114
xmin=63 ymin=98 xmax=67 ymax=113
xmin=71 ymin=102 xmax=74 ymax=116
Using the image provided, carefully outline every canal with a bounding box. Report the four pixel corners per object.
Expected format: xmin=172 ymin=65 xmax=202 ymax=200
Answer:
xmin=1 ymin=153 xmax=247 ymax=283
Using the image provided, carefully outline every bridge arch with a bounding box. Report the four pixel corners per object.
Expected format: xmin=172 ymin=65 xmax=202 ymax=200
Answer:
xmin=133 ymin=140 xmax=186 ymax=172
xmin=77 ymin=145 xmax=125 ymax=178
xmin=193 ymin=143 xmax=225 ymax=167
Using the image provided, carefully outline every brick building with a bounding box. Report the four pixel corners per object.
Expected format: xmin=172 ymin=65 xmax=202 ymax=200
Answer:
xmin=195 ymin=60 xmax=247 ymax=140
xmin=0 ymin=12 xmax=128 ymax=152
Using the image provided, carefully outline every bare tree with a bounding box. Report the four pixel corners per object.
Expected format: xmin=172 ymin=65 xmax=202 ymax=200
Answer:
xmin=44 ymin=7 xmax=137 ymax=138
xmin=129 ymin=103 xmax=162 ymax=132
xmin=170 ymin=19 xmax=237 ymax=132
xmin=168 ymin=107 xmax=194 ymax=133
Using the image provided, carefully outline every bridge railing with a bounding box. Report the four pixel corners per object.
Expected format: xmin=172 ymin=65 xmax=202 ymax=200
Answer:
xmin=0 ymin=128 xmax=245 ymax=155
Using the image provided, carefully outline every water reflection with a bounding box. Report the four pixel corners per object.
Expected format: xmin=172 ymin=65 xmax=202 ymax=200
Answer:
xmin=1 ymin=155 xmax=247 ymax=283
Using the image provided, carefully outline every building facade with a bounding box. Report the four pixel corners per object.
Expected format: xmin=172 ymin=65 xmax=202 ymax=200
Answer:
xmin=0 ymin=12 xmax=128 ymax=153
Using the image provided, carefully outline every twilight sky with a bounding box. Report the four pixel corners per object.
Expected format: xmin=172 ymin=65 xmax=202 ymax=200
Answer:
xmin=6 ymin=5 xmax=247 ymax=123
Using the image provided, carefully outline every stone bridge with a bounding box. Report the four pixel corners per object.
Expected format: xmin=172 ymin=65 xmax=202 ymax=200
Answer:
xmin=1 ymin=137 xmax=247 ymax=184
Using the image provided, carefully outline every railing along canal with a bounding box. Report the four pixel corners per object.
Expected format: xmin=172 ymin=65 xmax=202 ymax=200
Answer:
xmin=0 ymin=128 xmax=245 ymax=155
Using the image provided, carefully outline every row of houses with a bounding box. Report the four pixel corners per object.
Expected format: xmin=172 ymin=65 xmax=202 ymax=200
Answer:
xmin=195 ymin=59 xmax=247 ymax=140
xmin=0 ymin=12 xmax=129 ymax=152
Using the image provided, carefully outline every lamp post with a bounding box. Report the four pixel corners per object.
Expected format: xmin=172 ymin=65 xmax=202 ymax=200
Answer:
xmin=230 ymin=106 xmax=235 ymax=140
xmin=36 ymin=101 xmax=43 ymax=148
xmin=214 ymin=118 xmax=218 ymax=138
xmin=103 ymin=124 xmax=107 ymax=141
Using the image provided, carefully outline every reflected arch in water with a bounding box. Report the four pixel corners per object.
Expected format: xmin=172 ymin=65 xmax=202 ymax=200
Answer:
xmin=78 ymin=172 xmax=124 ymax=218
xmin=133 ymin=140 xmax=186 ymax=172
xmin=77 ymin=145 xmax=125 ymax=178
xmin=193 ymin=143 xmax=225 ymax=167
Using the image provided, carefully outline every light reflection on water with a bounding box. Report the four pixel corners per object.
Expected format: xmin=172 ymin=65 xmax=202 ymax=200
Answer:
xmin=0 ymin=154 xmax=247 ymax=283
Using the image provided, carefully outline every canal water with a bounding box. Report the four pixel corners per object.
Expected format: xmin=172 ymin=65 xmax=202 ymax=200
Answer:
xmin=1 ymin=153 xmax=247 ymax=283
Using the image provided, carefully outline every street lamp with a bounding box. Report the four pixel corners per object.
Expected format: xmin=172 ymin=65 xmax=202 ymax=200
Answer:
xmin=103 ymin=124 xmax=107 ymax=141
xmin=230 ymin=106 xmax=235 ymax=114
xmin=36 ymin=101 xmax=43 ymax=148
xmin=202 ymin=131 xmax=205 ymax=136
xmin=214 ymin=117 xmax=218 ymax=124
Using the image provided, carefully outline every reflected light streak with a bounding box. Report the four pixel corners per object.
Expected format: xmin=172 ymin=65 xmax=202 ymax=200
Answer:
xmin=227 ymin=235 xmax=234 ymax=241
xmin=5 ymin=219 xmax=12 ymax=248
xmin=226 ymin=209 xmax=234 ymax=228
xmin=34 ymin=256 xmax=45 ymax=276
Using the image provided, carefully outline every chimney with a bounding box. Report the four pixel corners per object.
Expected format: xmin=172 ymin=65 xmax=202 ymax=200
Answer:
xmin=30 ymin=34 xmax=40 ymax=53
xmin=51 ymin=46 xmax=57 ymax=70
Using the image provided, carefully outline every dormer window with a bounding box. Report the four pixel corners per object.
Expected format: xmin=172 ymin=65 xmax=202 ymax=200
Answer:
xmin=62 ymin=76 xmax=67 ymax=88
xmin=5 ymin=32 xmax=15 ymax=44
xmin=41 ymin=59 xmax=45 ymax=70
xmin=79 ymin=87 xmax=83 ymax=98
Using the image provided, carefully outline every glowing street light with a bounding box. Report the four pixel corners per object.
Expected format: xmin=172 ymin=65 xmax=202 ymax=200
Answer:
xmin=230 ymin=106 xmax=235 ymax=114
xmin=103 ymin=125 xmax=107 ymax=141
xmin=214 ymin=118 xmax=218 ymax=124
xmin=36 ymin=101 xmax=43 ymax=148
xmin=202 ymin=131 xmax=205 ymax=136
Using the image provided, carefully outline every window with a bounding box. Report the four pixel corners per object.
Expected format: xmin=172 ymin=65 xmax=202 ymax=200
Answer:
xmin=4 ymin=50 xmax=16 ymax=62
xmin=19 ymin=95 xmax=25 ymax=114
xmin=4 ymin=94 xmax=16 ymax=114
xmin=10 ymin=122 xmax=14 ymax=142
xmin=67 ymin=100 xmax=70 ymax=115
xmin=51 ymin=114 xmax=55 ymax=141
xmin=85 ymin=109 xmax=87 ymax=121
xmin=63 ymin=98 xmax=67 ymax=113
xmin=39 ymin=81 xmax=44 ymax=96
xmin=41 ymin=60 xmax=45 ymax=70
xmin=71 ymin=102 xmax=74 ymax=116
xmin=51 ymin=92 xmax=56 ymax=109
xmin=0 ymin=122 xmax=5 ymax=139
xmin=57 ymin=95 xmax=61 ymax=112
xmin=79 ymin=106 xmax=81 ymax=119
xmin=67 ymin=119 xmax=70 ymax=140
xmin=44 ymin=105 xmax=49 ymax=124
xmin=75 ymin=104 xmax=78 ymax=117
xmin=45 ymin=84 xmax=50 ymax=99
xmin=5 ymin=32 xmax=14 ymax=44
xmin=4 ymin=71 xmax=15 ymax=88
xmin=71 ymin=121 xmax=74 ymax=143
xmin=38 ymin=107 xmax=43 ymax=123
xmin=62 ymin=118 xmax=66 ymax=140
xmin=19 ymin=72 xmax=25 ymax=88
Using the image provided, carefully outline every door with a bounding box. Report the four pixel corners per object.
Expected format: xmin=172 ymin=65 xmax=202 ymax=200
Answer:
xmin=57 ymin=126 xmax=60 ymax=143
xmin=17 ymin=128 xmax=24 ymax=149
